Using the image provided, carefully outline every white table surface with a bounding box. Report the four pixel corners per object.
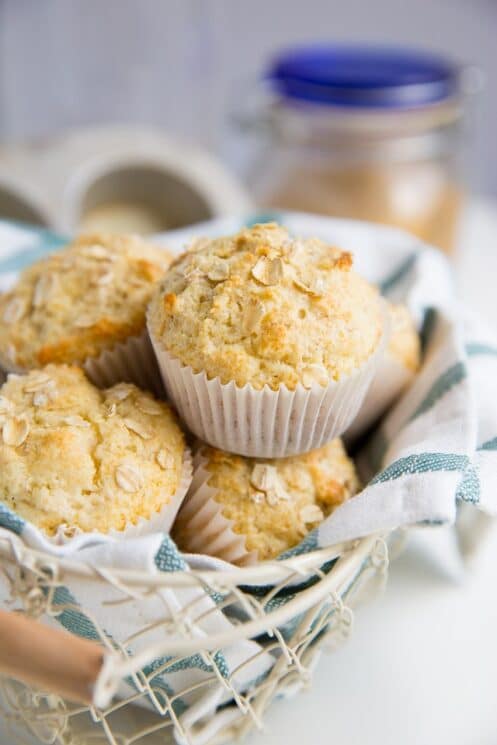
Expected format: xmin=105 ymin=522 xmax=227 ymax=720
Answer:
xmin=2 ymin=201 xmax=497 ymax=745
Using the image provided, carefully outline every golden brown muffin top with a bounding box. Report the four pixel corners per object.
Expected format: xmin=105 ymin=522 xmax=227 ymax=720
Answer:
xmin=0 ymin=233 xmax=172 ymax=369
xmin=148 ymin=223 xmax=383 ymax=391
xmin=0 ymin=365 xmax=186 ymax=535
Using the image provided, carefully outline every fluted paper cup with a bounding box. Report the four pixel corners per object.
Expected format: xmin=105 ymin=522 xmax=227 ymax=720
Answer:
xmin=148 ymin=314 xmax=388 ymax=458
xmin=0 ymin=329 xmax=164 ymax=396
xmin=172 ymin=448 xmax=258 ymax=566
xmin=83 ymin=330 xmax=164 ymax=395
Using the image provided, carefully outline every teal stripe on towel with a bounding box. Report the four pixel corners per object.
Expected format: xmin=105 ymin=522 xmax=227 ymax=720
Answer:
xmin=370 ymin=452 xmax=469 ymax=485
xmin=0 ymin=504 xmax=25 ymax=535
xmin=379 ymin=253 xmax=417 ymax=295
xmin=409 ymin=362 xmax=466 ymax=422
xmin=455 ymin=463 xmax=480 ymax=504
xmin=0 ymin=235 xmax=66 ymax=274
xmin=479 ymin=436 xmax=497 ymax=451
xmin=465 ymin=342 xmax=497 ymax=358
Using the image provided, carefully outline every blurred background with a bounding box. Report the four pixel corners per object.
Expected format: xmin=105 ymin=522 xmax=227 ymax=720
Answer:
xmin=0 ymin=0 xmax=495 ymax=255
xmin=0 ymin=0 xmax=494 ymax=191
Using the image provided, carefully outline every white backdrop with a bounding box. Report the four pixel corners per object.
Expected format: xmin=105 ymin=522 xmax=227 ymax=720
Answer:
xmin=0 ymin=0 xmax=495 ymax=194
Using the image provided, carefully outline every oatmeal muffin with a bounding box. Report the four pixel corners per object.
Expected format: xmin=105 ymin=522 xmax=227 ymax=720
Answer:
xmin=0 ymin=365 xmax=189 ymax=536
xmin=345 ymin=302 xmax=421 ymax=442
xmin=173 ymin=439 xmax=360 ymax=564
xmin=0 ymin=233 xmax=171 ymax=372
xmin=148 ymin=222 xmax=383 ymax=391
xmin=148 ymin=222 xmax=385 ymax=457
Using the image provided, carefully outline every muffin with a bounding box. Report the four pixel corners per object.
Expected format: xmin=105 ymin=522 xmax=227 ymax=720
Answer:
xmin=345 ymin=302 xmax=421 ymax=443
xmin=0 ymin=365 xmax=191 ymax=538
xmin=0 ymin=233 xmax=172 ymax=391
xmin=148 ymin=222 xmax=386 ymax=457
xmin=173 ymin=439 xmax=360 ymax=565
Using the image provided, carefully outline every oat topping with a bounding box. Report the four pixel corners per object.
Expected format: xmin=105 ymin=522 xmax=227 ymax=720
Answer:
xmin=293 ymin=272 xmax=326 ymax=297
xmin=81 ymin=244 xmax=112 ymax=260
xmin=250 ymin=463 xmax=278 ymax=492
xmin=242 ymin=299 xmax=264 ymax=335
xmin=3 ymin=298 xmax=26 ymax=324
xmin=115 ymin=463 xmax=144 ymax=493
xmin=251 ymin=256 xmax=283 ymax=286
xmin=62 ymin=415 xmax=91 ymax=428
xmin=206 ymin=259 xmax=230 ymax=282
xmin=2 ymin=416 xmax=29 ymax=447
xmin=123 ymin=418 xmax=153 ymax=440
xmin=136 ymin=397 xmax=164 ymax=416
xmin=23 ymin=373 xmax=54 ymax=393
xmin=106 ymin=384 xmax=133 ymax=402
xmin=33 ymin=273 xmax=57 ymax=308
xmin=299 ymin=504 xmax=324 ymax=524
xmin=156 ymin=449 xmax=172 ymax=469
xmin=0 ymin=396 xmax=13 ymax=413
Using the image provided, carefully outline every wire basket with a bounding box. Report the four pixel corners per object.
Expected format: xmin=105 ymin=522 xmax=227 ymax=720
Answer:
xmin=0 ymin=529 xmax=387 ymax=745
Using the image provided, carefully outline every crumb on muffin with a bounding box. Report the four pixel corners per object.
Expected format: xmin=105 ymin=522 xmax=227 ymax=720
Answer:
xmin=148 ymin=223 xmax=383 ymax=391
xmin=173 ymin=439 xmax=360 ymax=561
xmin=0 ymin=233 xmax=172 ymax=369
xmin=387 ymin=303 xmax=421 ymax=372
xmin=0 ymin=365 xmax=185 ymax=535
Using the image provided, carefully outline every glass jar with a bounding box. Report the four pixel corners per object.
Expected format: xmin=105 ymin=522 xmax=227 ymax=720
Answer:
xmin=237 ymin=46 xmax=472 ymax=254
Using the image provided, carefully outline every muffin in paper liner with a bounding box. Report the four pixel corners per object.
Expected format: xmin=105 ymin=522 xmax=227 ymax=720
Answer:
xmin=0 ymin=365 xmax=190 ymax=546
xmin=148 ymin=308 xmax=389 ymax=458
xmin=0 ymin=232 xmax=171 ymax=393
xmin=147 ymin=221 xmax=389 ymax=457
xmin=172 ymin=443 xmax=360 ymax=566
xmin=82 ymin=329 xmax=164 ymax=395
xmin=172 ymin=449 xmax=259 ymax=566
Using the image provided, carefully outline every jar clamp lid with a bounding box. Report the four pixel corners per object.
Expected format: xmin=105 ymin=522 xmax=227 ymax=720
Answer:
xmin=266 ymin=44 xmax=462 ymax=109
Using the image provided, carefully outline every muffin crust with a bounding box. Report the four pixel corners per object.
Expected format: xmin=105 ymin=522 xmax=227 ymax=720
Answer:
xmin=0 ymin=233 xmax=172 ymax=368
xmin=0 ymin=365 xmax=185 ymax=535
xmin=149 ymin=223 xmax=383 ymax=391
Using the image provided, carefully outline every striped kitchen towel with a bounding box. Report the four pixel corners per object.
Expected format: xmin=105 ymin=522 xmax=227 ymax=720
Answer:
xmin=0 ymin=214 xmax=495 ymax=742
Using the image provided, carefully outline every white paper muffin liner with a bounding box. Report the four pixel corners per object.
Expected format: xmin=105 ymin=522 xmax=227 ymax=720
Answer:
xmin=0 ymin=329 xmax=164 ymax=396
xmin=47 ymin=447 xmax=193 ymax=547
xmin=344 ymin=353 xmax=416 ymax=445
xmin=83 ymin=330 xmax=164 ymax=395
xmin=173 ymin=448 xmax=258 ymax=566
xmin=148 ymin=312 xmax=389 ymax=458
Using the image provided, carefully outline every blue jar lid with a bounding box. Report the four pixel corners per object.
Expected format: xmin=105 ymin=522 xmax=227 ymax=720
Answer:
xmin=267 ymin=45 xmax=460 ymax=108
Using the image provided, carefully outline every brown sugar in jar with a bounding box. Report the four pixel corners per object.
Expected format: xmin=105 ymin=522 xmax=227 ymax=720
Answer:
xmin=240 ymin=46 xmax=470 ymax=254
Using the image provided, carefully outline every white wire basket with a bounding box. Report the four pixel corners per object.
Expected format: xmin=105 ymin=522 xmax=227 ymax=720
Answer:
xmin=0 ymin=529 xmax=388 ymax=745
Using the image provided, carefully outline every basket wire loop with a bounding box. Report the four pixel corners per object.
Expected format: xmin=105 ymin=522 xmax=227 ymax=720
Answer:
xmin=0 ymin=528 xmax=387 ymax=745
